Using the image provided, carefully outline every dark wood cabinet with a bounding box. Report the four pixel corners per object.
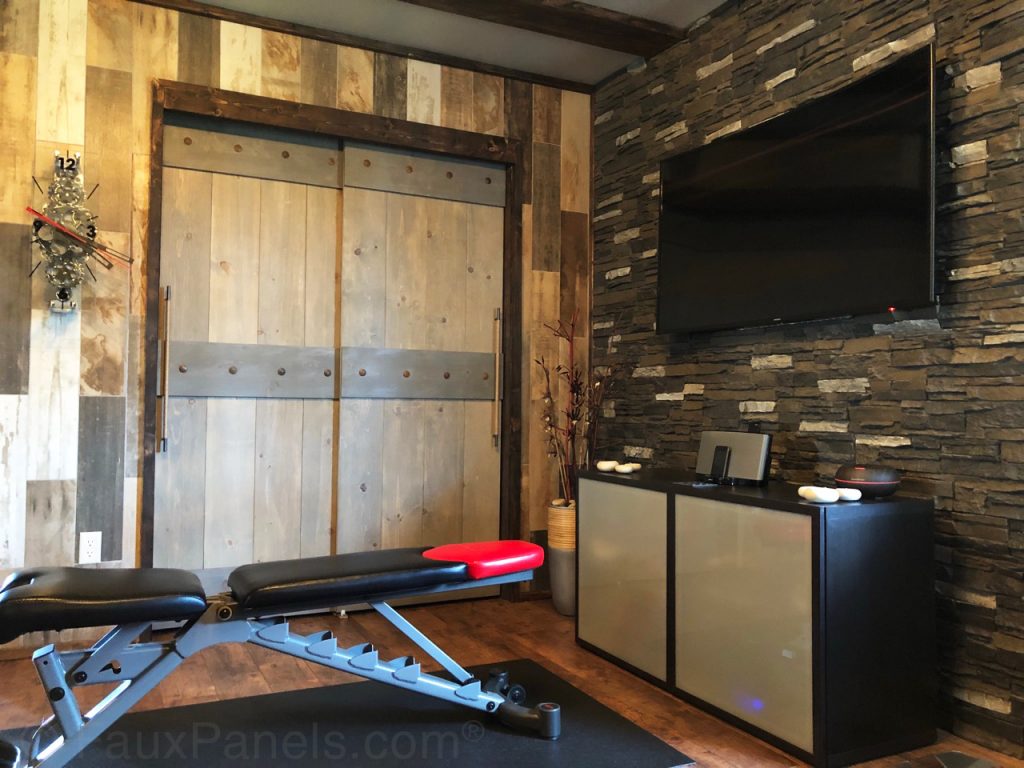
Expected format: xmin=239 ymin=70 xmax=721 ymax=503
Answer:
xmin=577 ymin=470 xmax=936 ymax=768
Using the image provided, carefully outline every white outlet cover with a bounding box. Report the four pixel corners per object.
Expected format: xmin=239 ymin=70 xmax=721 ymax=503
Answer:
xmin=80 ymin=531 xmax=102 ymax=564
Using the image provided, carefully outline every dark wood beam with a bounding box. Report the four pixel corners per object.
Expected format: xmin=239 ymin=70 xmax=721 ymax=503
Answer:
xmin=130 ymin=0 xmax=591 ymax=93
xmin=394 ymin=0 xmax=684 ymax=58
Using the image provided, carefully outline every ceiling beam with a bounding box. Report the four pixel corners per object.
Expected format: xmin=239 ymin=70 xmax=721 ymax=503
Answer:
xmin=394 ymin=0 xmax=685 ymax=59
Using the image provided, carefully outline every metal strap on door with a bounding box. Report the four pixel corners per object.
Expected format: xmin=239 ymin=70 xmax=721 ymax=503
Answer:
xmin=157 ymin=289 xmax=503 ymax=452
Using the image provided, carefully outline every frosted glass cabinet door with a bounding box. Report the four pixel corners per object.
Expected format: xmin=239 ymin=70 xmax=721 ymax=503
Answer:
xmin=578 ymin=479 xmax=667 ymax=680
xmin=675 ymin=496 xmax=814 ymax=752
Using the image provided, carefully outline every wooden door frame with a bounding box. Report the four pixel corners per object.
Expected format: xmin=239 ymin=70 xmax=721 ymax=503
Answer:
xmin=142 ymin=81 xmax=526 ymax=598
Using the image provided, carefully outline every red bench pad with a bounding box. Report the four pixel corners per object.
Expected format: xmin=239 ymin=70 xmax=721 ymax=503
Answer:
xmin=422 ymin=541 xmax=544 ymax=580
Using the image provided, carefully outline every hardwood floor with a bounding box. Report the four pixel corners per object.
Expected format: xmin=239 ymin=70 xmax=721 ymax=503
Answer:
xmin=0 ymin=598 xmax=1019 ymax=767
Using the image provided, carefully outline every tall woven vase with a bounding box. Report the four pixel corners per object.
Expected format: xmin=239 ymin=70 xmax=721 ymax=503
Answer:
xmin=547 ymin=502 xmax=577 ymax=616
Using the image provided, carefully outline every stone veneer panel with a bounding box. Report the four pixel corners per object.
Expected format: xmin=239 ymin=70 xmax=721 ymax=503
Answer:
xmin=592 ymin=0 xmax=1024 ymax=756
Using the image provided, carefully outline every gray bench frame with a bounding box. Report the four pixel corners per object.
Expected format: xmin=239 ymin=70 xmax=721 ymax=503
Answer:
xmin=14 ymin=569 xmax=557 ymax=768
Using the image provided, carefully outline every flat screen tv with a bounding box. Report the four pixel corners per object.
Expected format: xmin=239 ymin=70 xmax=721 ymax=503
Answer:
xmin=657 ymin=45 xmax=935 ymax=334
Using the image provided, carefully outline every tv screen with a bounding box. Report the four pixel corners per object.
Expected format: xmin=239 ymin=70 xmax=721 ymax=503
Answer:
xmin=658 ymin=45 xmax=935 ymax=334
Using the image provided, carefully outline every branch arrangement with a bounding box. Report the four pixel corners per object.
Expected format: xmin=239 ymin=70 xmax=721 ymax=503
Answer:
xmin=535 ymin=310 xmax=613 ymax=504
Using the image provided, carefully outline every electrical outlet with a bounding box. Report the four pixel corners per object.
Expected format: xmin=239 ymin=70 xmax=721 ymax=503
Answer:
xmin=79 ymin=531 xmax=102 ymax=564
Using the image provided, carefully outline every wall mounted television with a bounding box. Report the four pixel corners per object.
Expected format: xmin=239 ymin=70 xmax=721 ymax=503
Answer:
xmin=657 ymin=45 xmax=935 ymax=335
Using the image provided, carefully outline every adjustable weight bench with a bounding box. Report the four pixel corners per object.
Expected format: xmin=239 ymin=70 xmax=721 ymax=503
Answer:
xmin=0 ymin=540 xmax=559 ymax=768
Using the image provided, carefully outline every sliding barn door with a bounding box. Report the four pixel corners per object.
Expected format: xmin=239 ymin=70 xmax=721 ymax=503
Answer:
xmin=154 ymin=129 xmax=504 ymax=572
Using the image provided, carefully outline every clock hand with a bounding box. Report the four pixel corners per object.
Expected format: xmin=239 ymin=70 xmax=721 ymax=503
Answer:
xmin=26 ymin=206 xmax=133 ymax=268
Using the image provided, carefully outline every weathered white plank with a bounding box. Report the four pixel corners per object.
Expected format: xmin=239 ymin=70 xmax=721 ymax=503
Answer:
xmin=0 ymin=395 xmax=29 ymax=568
xmin=26 ymin=306 xmax=80 ymax=481
xmin=36 ymin=0 xmax=86 ymax=145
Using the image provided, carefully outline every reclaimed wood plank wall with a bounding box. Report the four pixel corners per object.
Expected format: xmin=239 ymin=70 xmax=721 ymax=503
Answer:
xmin=0 ymin=0 xmax=591 ymax=575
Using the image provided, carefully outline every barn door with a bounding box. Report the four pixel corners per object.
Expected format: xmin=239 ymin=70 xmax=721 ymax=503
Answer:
xmin=153 ymin=127 xmax=504 ymax=573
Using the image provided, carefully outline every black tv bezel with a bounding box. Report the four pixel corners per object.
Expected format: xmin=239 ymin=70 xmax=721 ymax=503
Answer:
xmin=655 ymin=44 xmax=937 ymax=336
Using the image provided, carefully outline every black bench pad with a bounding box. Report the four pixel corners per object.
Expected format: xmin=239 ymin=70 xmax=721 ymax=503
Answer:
xmin=0 ymin=568 xmax=207 ymax=645
xmin=228 ymin=547 xmax=469 ymax=614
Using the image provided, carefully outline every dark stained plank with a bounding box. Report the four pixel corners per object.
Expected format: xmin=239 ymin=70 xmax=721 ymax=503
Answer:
xmin=133 ymin=0 xmax=591 ymax=93
xmin=394 ymin=0 xmax=685 ymax=58
xmin=76 ymin=396 xmax=126 ymax=562
xmin=300 ymin=37 xmax=338 ymax=108
xmin=560 ymin=210 xmax=589 ymax=325
xmin=0 ymin=0 xmax=38 ymax=57
xmin=0 ymin=224 xmax=31 ymax=395
xmin=533 ymin=84 xmax=561 ymax=145
xmin=531 ymin=141 xmax=561 ymax=272
xmin=504 ymin=78 xmax=533 ymax=204
xmin=177 ymin=12 xmax=219 ymax=87
xmin=373 ymin=53 xmax=408 ymax=120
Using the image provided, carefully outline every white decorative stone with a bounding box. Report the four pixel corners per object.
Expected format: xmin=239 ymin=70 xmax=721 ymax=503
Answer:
xmin=706 ymin=120 xmax=743 ymax=143
xmin=756 ymin=20 xmax=817 ymax=55
xmin=597 ymin=193 xmax=623 ymax=209
xmin=984 ymin=332 xmax=1024 ymax=346
xmin=607 ymin=334 xmax=621 ymax=352
xmin=855 ymin=435 xmax=912 ymax=447
xmin=649 ymin=83 xmax=665 ymax=95
xmin=640 ymin=248 xmax=658 ymax=260
xmin=799 ymin=421 xmax=849 ymax=433
xmin=873 ymin=318 xmax=943 ymax=336
xmin=765 ymin=68 xmax=797 ymax=90
xmin=949 ymin=261 xmax=999 ymax=281
xmin=624 ymin=445 xmax=654 ymax=460
xmin=594 ymin=209 xmax=623 ymax=223
xmin=632 ymin=365 xmax=665 ymax=378
xmin=936 ymin=582 xmax=997 ymax=609
xmin=656 ymin=384 xmax=704 ymax=401
xmin=819 ymin=378 xmax=870 ymax=394
xmin=642 ymin=170 xmax=661 ymax=185
xmin=952 ymin=688 xmax=1013 ymax=715
xmin=951 ymin=140 xmax=988 ymax=167
xmin=613 ymin=227 xmax=641 ymax=244
xmin=697 ymin=53 xmax=733 ymax=80
xmin=956 ymin=63 xmax=1001 ymax=91
xmin=594 ymin=110 xmax=614 ymax=126
xmin=752 ymin=354 xmax=793 ymax=370
xmin=616 ymin=128 xmax=641 ymax=147
xmin=593 ymin=320 xmax=615 ymax=331
xmin=605 ymin=267 xmax=631 ymax=281
xmin=655 ymin=121 xmax=688 ymax=142
xmin=739 ymin=400 xmax=776 ymax=414
xmin=852 ymin=24 xmax=935 ymax=71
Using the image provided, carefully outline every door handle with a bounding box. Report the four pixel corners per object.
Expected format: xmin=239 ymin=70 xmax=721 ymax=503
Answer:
xmin=492 ymin=307 xmax=502 ymax=447
xmin=156 ymin=286 xmax=171 ymax=453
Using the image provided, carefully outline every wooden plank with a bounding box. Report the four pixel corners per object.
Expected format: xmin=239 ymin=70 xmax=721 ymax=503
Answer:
xmin=374 ymin=54 xmax=408 ymax=120
xmin=0 ymin=0 xmax=39 ymax=57
xmin=344 ymin=143 xmax=505 ymax=207
xmin=424 ymin=199 xmax=467 ymax=351
xmin=0 ymin=225 xmax=32 ymax=394
xmin=133 ymin=0 xmax=591 ymax=94
xmin=533 ymin=85 xmax=561 ymax=145
xmin=505 ymin=78 xmax=533 ymax=205
xmin=302 ymin=185 xmax=339 ymax=556
xmin=26 ymin=273 xmax=81 ymax=481
xmin=86 ymin=0 xmax=131 ymax=70
xmin=527 ymin=270 xmax=561 ymax=532
xmin=559 ymin=211 xmax=589 ymax=326
xmin=36 ymin=0 xmax=87 ymax=145
xmin=337 ymin=399 xmax=384 ymax=553
xmin=422 ymin=400 xmax=465 ymax=544
xmin=380 ymin=400 xmax=425 ymax=549
xmin=79 ymin=230 xmax=129 ymax=396
xmin=261 ymin=30 xmax=301 ymax=102
xmin=337 ymin=46 xmax=375 ymax=114
xmin=0 ymin=395 xmax=29 ymax=569
xmin=159 ymin=82 xmax=521 ymax=165
xmin=341 ymin=188 xmax=387 ymax=348
xmin=24 ymin=480 xmax=76 ymax=566
xmin=531 ymin=141 xmax=561 ymax=271
xmin=392 ymin=0 xmax=685 ymax=58
xmin=0 ymin=53 xmax=36 ymax=224
xmin=253 ymin=179 xmax=306 ymax=563
xmin=219 ymin=20 xmax=261 ymax=94
xmin=164 ymin=125 xmax=342 ymax=189
xmin=85 ymin=66 xmax=132 ymax=235
xmin=121 ymin=475 xmax=138 ymax=565
xmin=75 ymin=396 xmax=125 ymax=561
xmin=205 ymin=172 xmax=259 ymax=567
xmin=177 ymin=12 xmax=219 ymax=87
xmin=300 ymin=37 xmax=338 ymax=109
xmin=440 ymin=67 xmax=474 ymax=132
xmin=473 ymin=73 xmax=505 ymax=135
xmin=131 ymin=4 xmax=177 ymax=155
xmin=560 ymin=89 xmax=590 ymax=214
xmin=153 ymin=167 xmax=211 ymax=569
xmin=406 ymin=60 xmax=441 ymax=127
xmin=464 ymin=204 xmax=503 ymax=542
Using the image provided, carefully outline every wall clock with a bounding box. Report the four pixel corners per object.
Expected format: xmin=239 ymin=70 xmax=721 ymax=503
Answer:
xmin=27 ymin=151 xmax=132 ymax=312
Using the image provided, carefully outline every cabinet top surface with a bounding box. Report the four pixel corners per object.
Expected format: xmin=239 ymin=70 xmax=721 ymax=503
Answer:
xmin=579 ymin=468 xmax=933 ymax=517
